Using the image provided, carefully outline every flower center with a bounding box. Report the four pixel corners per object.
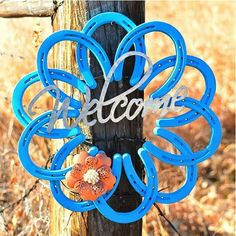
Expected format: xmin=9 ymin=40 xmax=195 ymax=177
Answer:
xmin=83 ymin=169 xmax=100 ymax=185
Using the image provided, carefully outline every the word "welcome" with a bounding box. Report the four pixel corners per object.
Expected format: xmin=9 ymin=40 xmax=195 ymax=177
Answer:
xmin=28 ymin=52 xmax=187 ymax=132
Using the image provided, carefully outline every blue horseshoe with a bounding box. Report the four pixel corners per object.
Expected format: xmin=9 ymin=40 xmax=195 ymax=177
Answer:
xmin=94 ymin=149 xmax=158 ymax=224
xmin=18 ymin=110 xmax=82 ymax=180
xmin=144 ymin=97 xmax=222 ymax=165
xmin=37 ymin=30 xmax=111 ymax=92
xmin=12 ymin=69 xmax=86 ymax=137
xmin=144 ymin=55 xmax=216 ymax=124
xmin=141 ymin=55 xmax=215 ymax=101
xmin=124 ymin=130 xmax=197 ymax=204
xmin=77 ymin=12 xmax=146 ymax=82
xmin=115 ymin=21 xmax=187 ymax=92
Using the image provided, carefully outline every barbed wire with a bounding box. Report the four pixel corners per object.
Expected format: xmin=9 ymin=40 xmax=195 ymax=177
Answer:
xmin=154 ymin=203 xmax=183 ymax=236
xmin=0 ymin=51 xmax=25 ymax=60
xmin=0 ymin=155 xmax=54 ymax=214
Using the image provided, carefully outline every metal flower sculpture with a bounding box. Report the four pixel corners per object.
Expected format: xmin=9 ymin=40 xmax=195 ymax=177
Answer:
xmin=65 ymin=150 xmax=115 ymax=201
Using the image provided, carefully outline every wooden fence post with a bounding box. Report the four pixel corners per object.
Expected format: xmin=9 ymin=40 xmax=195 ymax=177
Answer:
xmin=50 ymin=1 xmax=145 ymax=235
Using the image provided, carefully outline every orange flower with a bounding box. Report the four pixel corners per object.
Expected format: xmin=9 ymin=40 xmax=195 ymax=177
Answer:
xmin=65 ymin=150 xmax=116 ymax=201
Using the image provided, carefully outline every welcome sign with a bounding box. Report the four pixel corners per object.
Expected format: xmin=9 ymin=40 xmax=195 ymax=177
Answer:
xmin=12 ymin=12 xmax=221 ymax=223
xmin=27 ymin=51 xmax=188 ymax=131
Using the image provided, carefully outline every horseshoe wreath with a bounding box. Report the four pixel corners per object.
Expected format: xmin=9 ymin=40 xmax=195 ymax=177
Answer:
xmin=12 ymin=12 xmax=221 ymax=224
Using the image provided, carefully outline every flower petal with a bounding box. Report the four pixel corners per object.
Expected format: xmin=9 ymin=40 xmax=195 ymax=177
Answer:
xmin=73 ymin=151 xmax=88 ymax=165
xmin=97 ymin=165 xmax=111 ymax=180
xmin=96 ymin=153 xmax=112 ymax=168
xmin=74 ymin=181 xmax=97 ymax=201
xmin=84 ymin=156 xmax=99 ymax=169
xmin=104 ymin=175 xmax=116 ymax=191
xmin=92 ymin=180 xmax=106 ymax=198
xmin=65 ymin=172 xmax=78 ymax=189
xmin=97 ymin=166 xmax=116 ymax=191
xmin=70 ymin=163 xmax=85 ymax=180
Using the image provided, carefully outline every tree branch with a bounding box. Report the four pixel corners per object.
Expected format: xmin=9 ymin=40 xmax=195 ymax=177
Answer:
xmin=0 ymin=0 xmax=54 ymax=18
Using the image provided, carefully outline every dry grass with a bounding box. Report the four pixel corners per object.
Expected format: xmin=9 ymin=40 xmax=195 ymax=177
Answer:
xmin=0 ymin=17 xmax=52 ymax=235
xmin=143 ymin=1 xmax=235 ymax=236
xmin=0 ymin=1 xmax=235 ymax=236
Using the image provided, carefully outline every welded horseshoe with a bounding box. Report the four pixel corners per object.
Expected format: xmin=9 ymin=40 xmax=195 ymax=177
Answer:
xmin=37 ymin=30 xmax=111 ymax=91
xmin=124 ymin=130 xmax=197 ymax=204
xmin=77 ymin=12 xmax=146 ymax=83
xmin=12 ymin=69 xmax=86 ymax=136
xmin=145 ymin=97 xmax=222 ymax=165
xmin=18 ymin=110 xmax=82 ymax=180
xmin=115 ymin=21 xmax=187 ymax=92
xmin=94 ymin=149 xmax=158 ymax=224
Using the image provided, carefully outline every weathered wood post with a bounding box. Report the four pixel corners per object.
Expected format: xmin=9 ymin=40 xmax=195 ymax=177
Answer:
xmin=50 ymin=1 xmax=145 ymax=235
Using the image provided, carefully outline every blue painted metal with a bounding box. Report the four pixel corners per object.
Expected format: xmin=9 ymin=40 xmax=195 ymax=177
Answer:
xmin=11 ymin=12 xmax=221 ymax=224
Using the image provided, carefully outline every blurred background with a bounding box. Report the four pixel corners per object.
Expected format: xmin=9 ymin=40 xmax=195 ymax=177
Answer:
xmin=0 ymin=1 xmax=235 ymax=235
